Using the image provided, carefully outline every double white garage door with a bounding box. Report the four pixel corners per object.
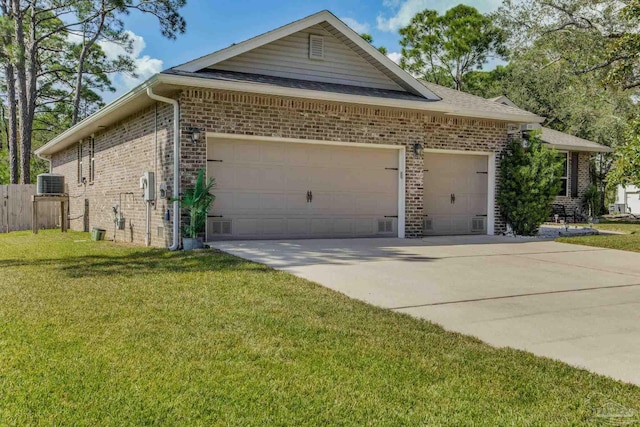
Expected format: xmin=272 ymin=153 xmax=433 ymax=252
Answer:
xmin=206 ymin=137 xmax=490 ymax=240
xmin=206 ymin=138 xmax=400 ymax=240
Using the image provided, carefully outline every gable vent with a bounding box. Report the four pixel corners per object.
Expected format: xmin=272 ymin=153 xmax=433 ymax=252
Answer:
xmin=471 ymin=217 xmax=485 ymax=233
xmin=377 ymin=219 xmax=393 ymax=234
xmin=309 ymin=35 xmax=325 ymax=60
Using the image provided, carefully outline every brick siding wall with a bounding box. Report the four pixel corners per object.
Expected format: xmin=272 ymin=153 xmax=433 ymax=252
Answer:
xmin=51 ymin=88 xmax=512 ymax=245
xmin=51 ymin=103 xmax=175 ymax=247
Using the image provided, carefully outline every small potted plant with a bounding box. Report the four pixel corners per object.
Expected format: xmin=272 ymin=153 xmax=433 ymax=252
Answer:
xmin=175 ymin=168 xmax=215 ymax=250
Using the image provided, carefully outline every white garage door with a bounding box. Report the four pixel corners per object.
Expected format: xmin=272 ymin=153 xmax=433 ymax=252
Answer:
xmin=423 ymin=153 xmax=488 ymax=235
xmin=206 ymin=139 xmax=399 ymax=240
xmin=627 ymin=192 xmax=640 ymax=214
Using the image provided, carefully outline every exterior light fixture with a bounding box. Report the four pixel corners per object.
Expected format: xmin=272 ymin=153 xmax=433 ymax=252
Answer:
xmin=189 ymin=127 xmax=201 ymax=144
xmin=412 ymin=142 xmax=424 ymax=158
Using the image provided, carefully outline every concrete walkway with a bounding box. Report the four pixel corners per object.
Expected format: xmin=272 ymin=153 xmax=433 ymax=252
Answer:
xmin=211 ymin=236 xmax=640 ymax=385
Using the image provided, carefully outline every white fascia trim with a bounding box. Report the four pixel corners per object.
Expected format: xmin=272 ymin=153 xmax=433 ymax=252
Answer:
xmin=173 ymin=10 xmax=440 ymax=101
xmin=36 ymin=76 xmax=160 ymax=157
xmin=160 ymin=74 xmax=542 ymax=123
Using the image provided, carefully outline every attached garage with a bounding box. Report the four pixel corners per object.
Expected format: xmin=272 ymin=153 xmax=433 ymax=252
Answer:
xmin=206 ymin=135 xmax=403 ymax=240
xmin=423 ymin=152 xmax=491 ymax=236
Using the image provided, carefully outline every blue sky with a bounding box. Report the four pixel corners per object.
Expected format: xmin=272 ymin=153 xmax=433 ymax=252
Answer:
xmin=103 ymin=0 xmax=503 ymax=101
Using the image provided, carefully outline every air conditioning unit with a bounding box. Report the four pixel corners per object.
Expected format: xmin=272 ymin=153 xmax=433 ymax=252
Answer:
xmin=37 ymin=173 xmax=65 ymax=195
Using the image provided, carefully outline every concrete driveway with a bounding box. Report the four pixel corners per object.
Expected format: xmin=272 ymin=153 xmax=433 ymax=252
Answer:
xmin=211 ymin=236 xmax=640 ymax=385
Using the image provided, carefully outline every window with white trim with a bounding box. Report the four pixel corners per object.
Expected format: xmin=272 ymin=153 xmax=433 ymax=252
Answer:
xmin=557 ymin=152 xmax=568 ymax=196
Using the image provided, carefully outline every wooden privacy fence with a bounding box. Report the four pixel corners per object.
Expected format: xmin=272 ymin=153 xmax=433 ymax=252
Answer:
xmin=0 ymin=185 xmax=59 ymax=233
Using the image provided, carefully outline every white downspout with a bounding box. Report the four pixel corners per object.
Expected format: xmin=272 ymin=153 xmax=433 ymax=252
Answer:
xmin=146 ymin=87 xmax=180 ymax=251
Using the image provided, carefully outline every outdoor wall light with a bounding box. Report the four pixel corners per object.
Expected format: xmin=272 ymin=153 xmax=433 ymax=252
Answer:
xmin=189 ymin=127 xmax=201 ymax=144
xmin=412 ymin=142 xmax=424 ymax=158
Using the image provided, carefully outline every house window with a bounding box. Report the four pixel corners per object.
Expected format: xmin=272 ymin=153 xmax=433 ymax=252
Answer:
xmin=89 ymin=137 xmax=95 ymax=183
xmin=77 ymin=142 xmax=83 ymax=184
xmin=557 ymin=152 xmax=568 ymax=196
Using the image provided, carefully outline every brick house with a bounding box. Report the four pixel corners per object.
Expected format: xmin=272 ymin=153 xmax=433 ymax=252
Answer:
xmin=35 ymin=11 xmax=610 ymax=248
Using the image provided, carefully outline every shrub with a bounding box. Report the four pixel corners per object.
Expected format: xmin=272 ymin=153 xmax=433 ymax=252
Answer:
xmin=498 ymin=134 xmax=564 ymax=236
xmin=582 ymin=183 xmax=601 ymax=218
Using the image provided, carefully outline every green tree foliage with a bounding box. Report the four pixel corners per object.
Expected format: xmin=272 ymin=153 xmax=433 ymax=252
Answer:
xmin=497 ymin=0 xmax=640 ymax=90
xmin=498 ymin=134 xmax=564 ymax=236
xmin=0 ymin=0 xmax=187 ymax=184
xmin=399 ymin=4 xmax=507 ymax=90
xmin=608 ymin=118 xmax=640 ymax=189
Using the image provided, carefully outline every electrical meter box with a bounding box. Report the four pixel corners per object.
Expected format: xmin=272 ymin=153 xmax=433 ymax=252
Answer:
xmin=141 ymin=171 xmax=155 ymax=201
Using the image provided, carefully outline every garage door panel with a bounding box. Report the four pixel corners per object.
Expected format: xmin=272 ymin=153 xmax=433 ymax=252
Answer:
xmin=263 ymin=219 xmax=286 ymax=235
xmin=424 ymin=153 xmax=488 ymax=235
xmin=259 ymin=167 xmax=286 ymax=189
xmin=287 ymin=218 xmax=309 ymax=235
xmin=232 ymin=166 xmax=261 ymax=189
xmin=425 ymin=216 xmax=453 ymax=235
xmin=427 ymin=195 xmax=453 ymax=215
xmin=209 ymin=141 xmax=234 ymax=161
xmin=285 ymin=145 xmax=310 ymax=166
xmin=469 ymin=195 xmax=487 ymax=215
xmin=207 ymin=138 xmax=399 ymax=239
xmin=234 ymin=218 xmax=260 ymax=236
xmin=286 ymin=193 xmax=310 ymax=213
xmin=231 ymin=142 xmax=262 ymax=163
xmin=334 ymin=218 xmax=355 ymax=234
xmin=284 ymin=167 xmax=309 ymax=190
xmin=261 ymin=144 xmax=286 ymax=164
xmin=259 ymin=193 xmax=288 ymax=212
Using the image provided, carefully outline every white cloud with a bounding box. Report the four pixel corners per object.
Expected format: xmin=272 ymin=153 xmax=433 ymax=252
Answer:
xmin=340 ymin=17 xmax=371 ymax=34
xmin=99 ymin=31 xmax=163 ymax=98
xmin=377 ymin=0 xmax=503 ymax=32
xmin=387 ymin=51 xmax=402 ymax=64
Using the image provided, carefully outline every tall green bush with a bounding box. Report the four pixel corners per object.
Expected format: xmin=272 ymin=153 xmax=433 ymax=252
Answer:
xmin=498 ymin=134 xmax=564 ymax=236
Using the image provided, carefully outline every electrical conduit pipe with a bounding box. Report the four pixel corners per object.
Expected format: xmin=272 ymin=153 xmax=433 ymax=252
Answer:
xmin=146 ymin=87 xmax=180 ymax=250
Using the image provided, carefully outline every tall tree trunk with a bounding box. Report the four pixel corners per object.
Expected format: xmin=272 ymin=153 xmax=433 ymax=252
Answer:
xmin=12 ymin=0 xmax=29 ymax=183
xmin=21 ymin=3 xmax=38 ymax=184
xmin=5 ymin=63 xmax=18 ymax=184
xmin=71 ymin=42 xmax=88 ymax=125
xmin=0 ymin=0 xmax=18 ymax=183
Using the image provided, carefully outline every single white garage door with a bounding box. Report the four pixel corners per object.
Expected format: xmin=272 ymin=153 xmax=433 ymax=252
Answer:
xmin=206 ymin=138 xmax=399 ymax=240
xmin=423 ymin=153 xmax=488 ymax=235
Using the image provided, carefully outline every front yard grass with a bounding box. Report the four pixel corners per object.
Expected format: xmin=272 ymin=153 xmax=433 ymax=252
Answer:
xmin=1 ymin=231 xmax=639 ymax=426
xmin=557 ymin=220 xmax=640 ymax=252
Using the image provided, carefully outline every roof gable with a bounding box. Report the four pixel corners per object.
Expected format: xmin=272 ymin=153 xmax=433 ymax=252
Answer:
xmin=173 ymin=10 xmax=440 ymax=100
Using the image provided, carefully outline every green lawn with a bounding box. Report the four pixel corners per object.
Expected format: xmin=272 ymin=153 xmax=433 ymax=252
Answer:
xmin=557 ymin=221 xmax=640 ymax=252
xmin=1 ymin=232 xmax=639 ymax=426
